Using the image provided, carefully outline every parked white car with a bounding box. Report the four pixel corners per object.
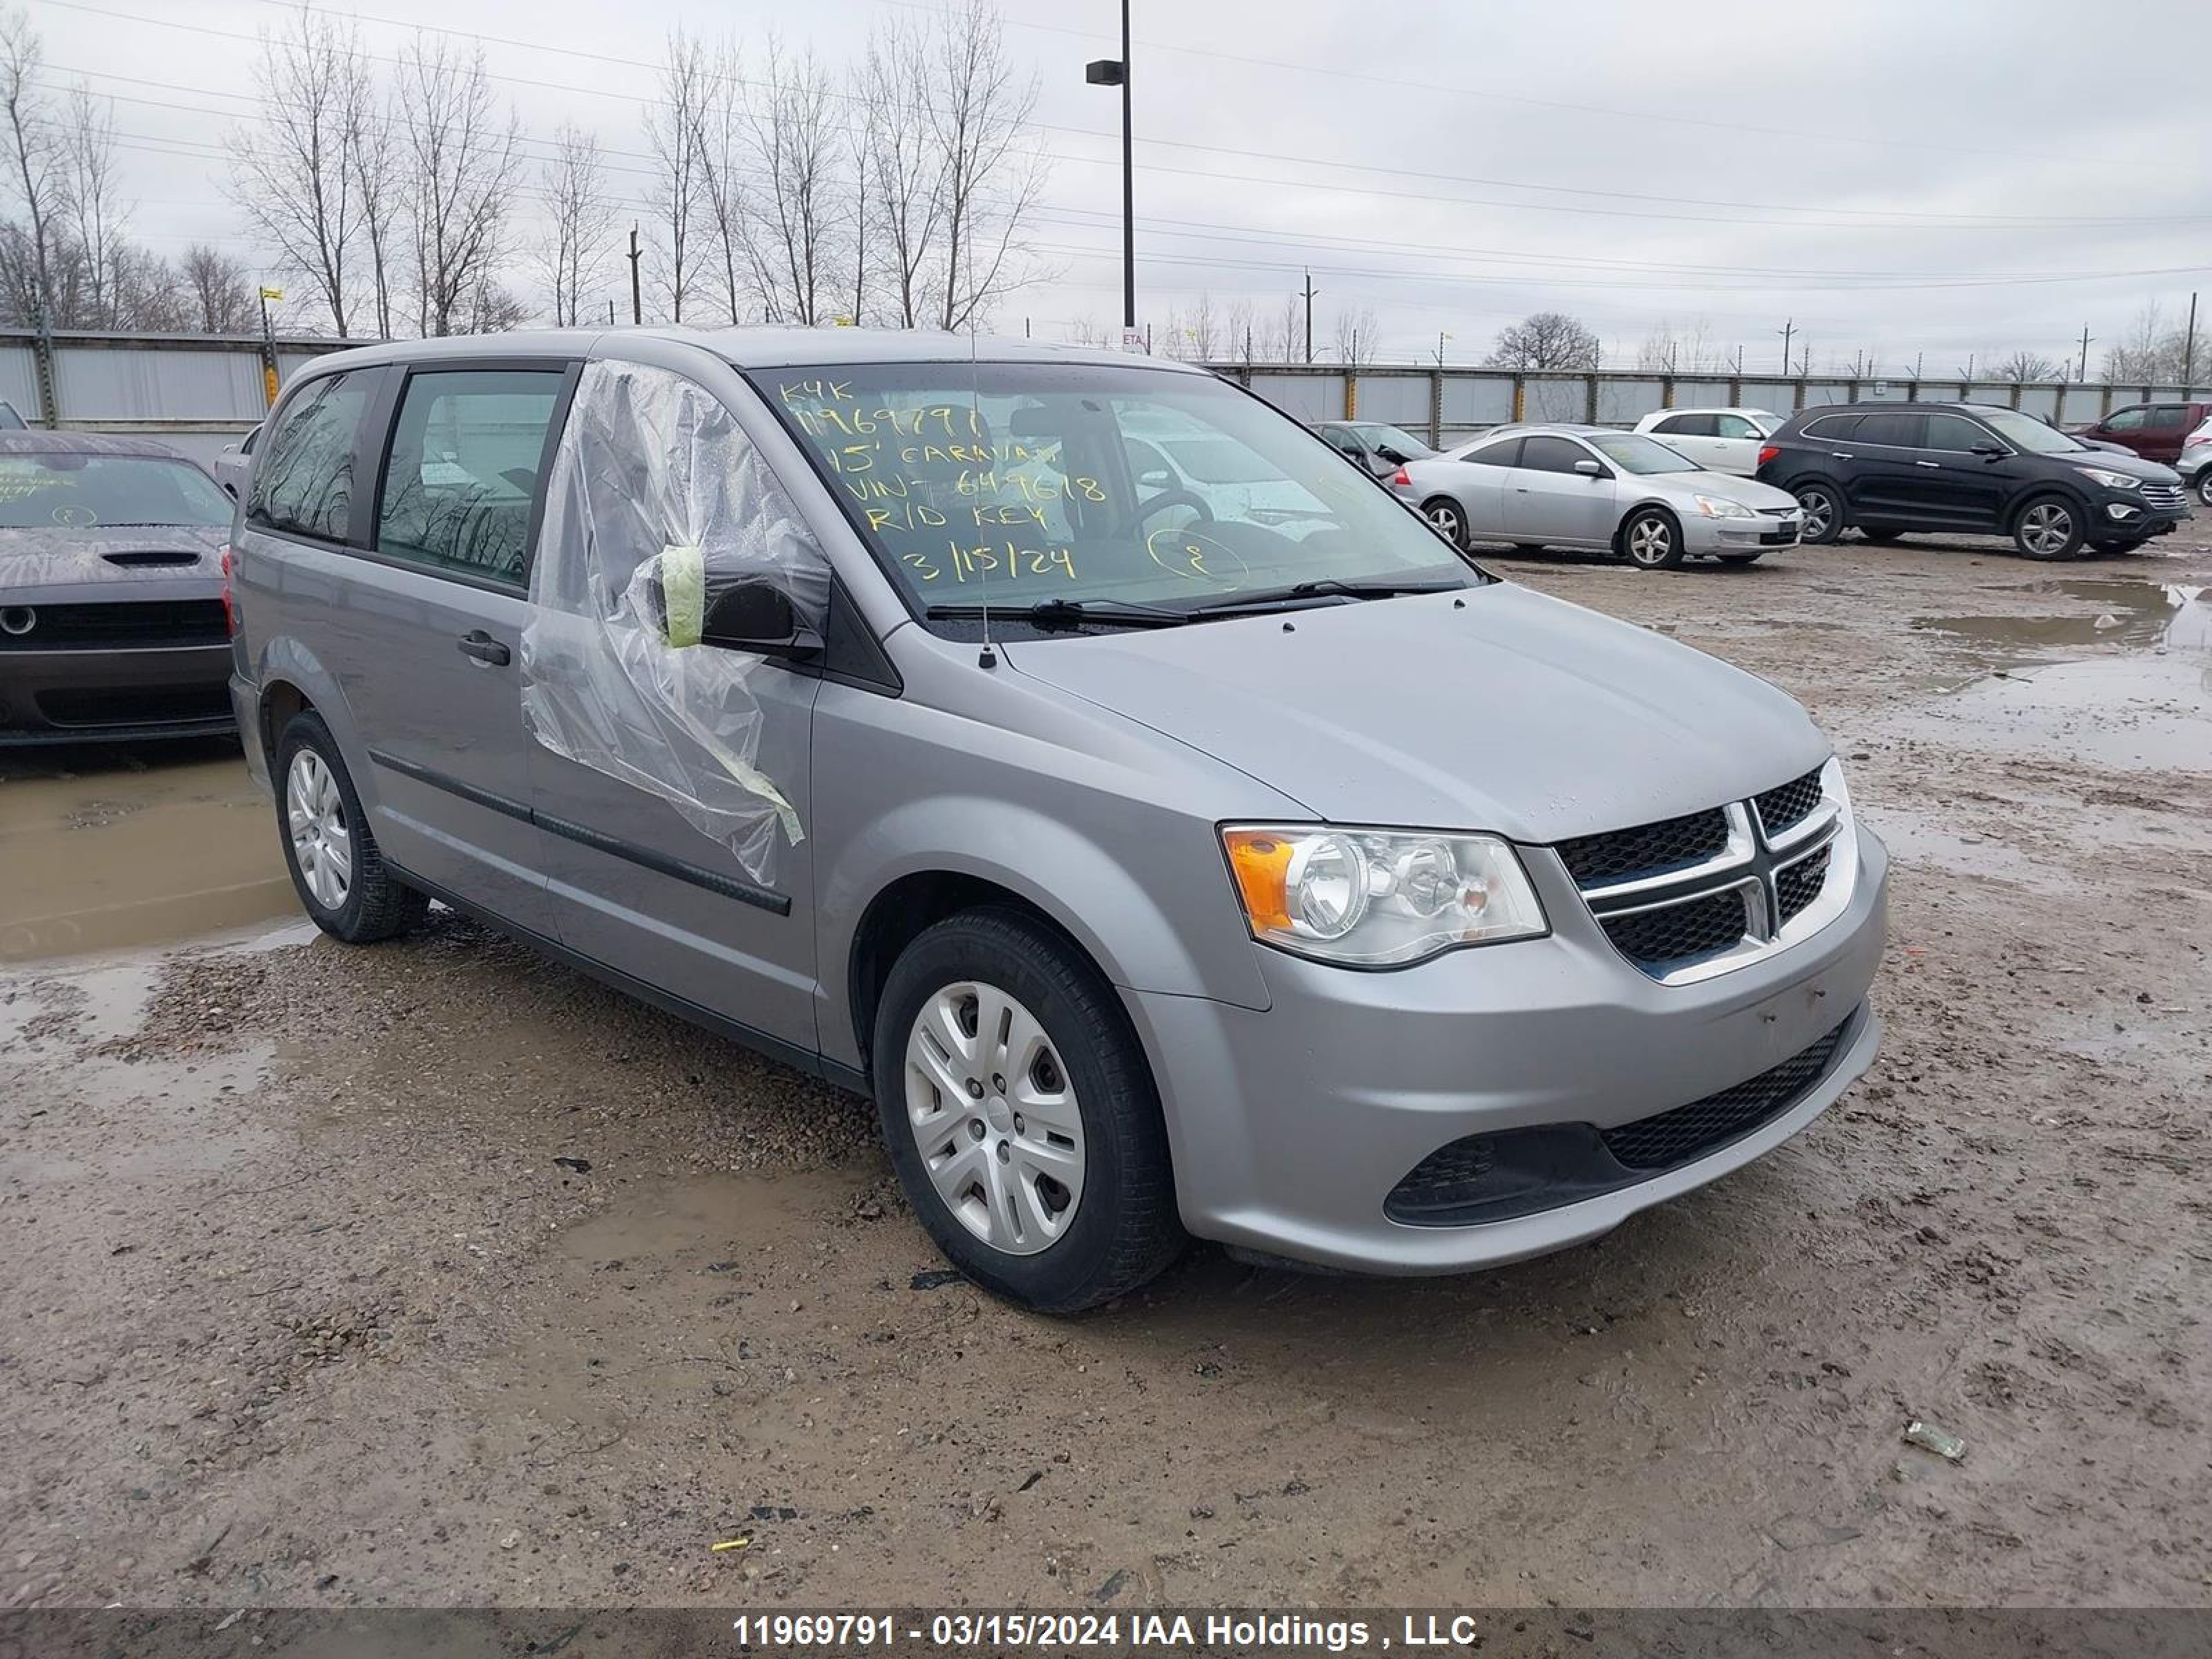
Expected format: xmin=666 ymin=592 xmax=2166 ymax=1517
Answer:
xmin=1633 ymin=407 xmax=1783 ymax=476
xmin=2177 ymin=414 xmax=2212 ymax=508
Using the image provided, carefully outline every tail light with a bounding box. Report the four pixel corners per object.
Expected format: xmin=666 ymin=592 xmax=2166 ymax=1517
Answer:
xmin=220 ymin=544 xmax=237 ymax=637
xmin=1756 ymin=444 xmax=1780 ymax=469
xmin=2185 ymin=433 xmax=2210 ymax=449
xmin=1391 ymin=466 xmax=1411 ymax=487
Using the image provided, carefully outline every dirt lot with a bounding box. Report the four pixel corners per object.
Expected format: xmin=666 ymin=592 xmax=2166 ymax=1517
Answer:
xmin=3 ymin=532 xmax=2208 ymax=1613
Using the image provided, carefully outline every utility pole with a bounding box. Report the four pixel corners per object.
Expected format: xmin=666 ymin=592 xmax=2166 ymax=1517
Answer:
xmin=2183 ymin=292 xmax=2199 ymax=386
xmin=1777 ymin=318 xmax=1794 ymax=375
xmin=1084 ymin=4 xmax=1135 ymax=334
xmin=2077 ymin=324 xmax=2093 ymax=382
xmin=1300 ymin=269 xmax=1317 ymax=364
xmin=627 ymin=224 xmax=642 ymax=325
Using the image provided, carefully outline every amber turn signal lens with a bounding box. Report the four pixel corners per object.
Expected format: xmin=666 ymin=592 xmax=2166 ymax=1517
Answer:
xmin=1222 ymin=829 xmax=1294 ymax=931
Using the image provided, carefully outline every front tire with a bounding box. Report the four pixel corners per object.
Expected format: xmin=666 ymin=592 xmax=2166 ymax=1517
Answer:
xmin=1622 ymin=507 xmax=1686 ymax=570
xmin=274 ymin=712 xmax=429 ymax=943
xmin=1794 ymin=481 xmax=1844 ymax=544
xmin=2012 ymin=494 xmax=2086 ymax=561
xmin=872 ymin=908 xmax=1184 ymax=1313
xmin=1421 ymin=496 xmax=1468 ymax=550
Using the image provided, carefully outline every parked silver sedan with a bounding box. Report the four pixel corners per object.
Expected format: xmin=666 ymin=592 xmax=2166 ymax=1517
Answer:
xmin=1394 ymin=424 xmax=1805 ymax=570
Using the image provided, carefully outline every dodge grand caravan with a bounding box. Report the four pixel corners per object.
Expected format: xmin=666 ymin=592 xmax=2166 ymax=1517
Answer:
xmin=228 ymin=330 xmax=1887 ymax=1312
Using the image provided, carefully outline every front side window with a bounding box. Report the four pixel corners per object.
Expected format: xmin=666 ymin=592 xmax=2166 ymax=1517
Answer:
xmin=375 ymin=369 xmax=567 ymax=588
xmin=250 ymin=371 xmax=371 ymax=541
xmin=2103 ymin=406 xmax=2146 ymax=433
xmin=1714 ymin=413 xmax=1762 ymax=439
xmin=1319 ymin=426 xmax=1364 ymax=458
xmin=760 ymin=362 xmax=1479 ymax=623
xmin=0 ymin=452 xmax=232 ymax=530
xmin=1518 ymin=435 xmax=1594 ymax=474
xmin=1588 ymin=433 xmax=1701 ymax=475
xmin=1976 ymin=409 xmax=2085 ymax=454
xmin=1923 ymin=414 xmax=1994 ymax=453
xmin=1360 ymin=422 xmax=1432 ymax=458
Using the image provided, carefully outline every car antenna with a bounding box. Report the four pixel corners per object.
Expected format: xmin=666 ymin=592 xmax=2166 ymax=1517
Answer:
xmin=971 ymin=324 xmax=997 ymax=669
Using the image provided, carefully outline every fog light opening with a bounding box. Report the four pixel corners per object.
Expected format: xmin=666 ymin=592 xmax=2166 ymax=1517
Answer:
xmin=0 ymin=606 xmax=34 ymax=636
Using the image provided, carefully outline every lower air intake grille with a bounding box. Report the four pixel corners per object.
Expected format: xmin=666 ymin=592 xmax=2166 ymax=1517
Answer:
xmin=1600 ymin=1020 xmax=1850 ymax=1172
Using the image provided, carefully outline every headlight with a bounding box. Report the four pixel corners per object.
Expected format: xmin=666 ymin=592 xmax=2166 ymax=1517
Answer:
xmin=1692 ymin=494 xmax=1754 ymax=518
xmin=2077 ymin=467 xmax=2140 ymax=491
xmin=1220 ymin=825 xmax=1548 ymax=966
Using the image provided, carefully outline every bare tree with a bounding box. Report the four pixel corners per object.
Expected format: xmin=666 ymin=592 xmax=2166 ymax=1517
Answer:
xmin=864 ymin=16 xmax=944 ymax=328
xmin=2100 ymin=300 xmax=2194 ymax=383
xmin=646 ymin=30 xmax=709 ymax=324
xmin=744 ymin=37 xmax=842 ymax=327
xmin=1224 ymin=297 xmax=1255 ymax=364
xmin=109 ymin=242 xmax=186 ymax=330
xmin=227 ymin=5 xmax=362 ymax=336
xmin=180 ymin=242 xmax=256 ymax=332
xmin=464 ymin=279 xmax=528 ymax=333
xmin=841 ymin=64 xmax=880 ymax=326
xmin=926 ymin=0 xmax=1046 ymax=330
xmin=1993 ymin=348 xmax=2063 ymax=382
xmin=1268 ymin=294 xmax=1300 ymax=363
xmin=60 ymin=85 xmax=124 ymax=327
xmin=1331 ymin=303 xmax=1376 ymax=367
xmin=395 ymin=32 xmax=522 ymax=337
xmin=1487 ymin=310 xmax=1601 ymax=371
xmin=344 ymin=75 xmax=402 ymax=338
xmin=1159 ymin=292 xmax=1221 ymax=362
xmin=0 ymin=5 xmax=66 ymax=326
xmin=534 ymin=123 xmax=615 ymax=327
xmin=689 ymin=37 xmax=756 ymax=325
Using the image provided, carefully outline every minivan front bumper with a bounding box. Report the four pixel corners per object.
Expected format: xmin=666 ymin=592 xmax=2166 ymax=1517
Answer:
xmin=1125 ymin=823 xmax=1888 ymax=1274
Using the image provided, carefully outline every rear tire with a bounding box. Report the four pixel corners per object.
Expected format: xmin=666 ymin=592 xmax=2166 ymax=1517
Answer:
xmin=2195 ymin=471 xmax=2212 ymax=509
xmin=871 ymin=908 xmax=1185 ymax=1314
xmin=1793 ymin=481 xmax=1844 ymax=544
xmin=1622 ymin=507 xmax=1686 ymax=570
xmin=274 ymin=712 xmax=429 ymax=944
xmin=1420 ymin=496 xmax=1469 ymax=550
xmin=2012 ymin=494 xmax=2086 ymax=561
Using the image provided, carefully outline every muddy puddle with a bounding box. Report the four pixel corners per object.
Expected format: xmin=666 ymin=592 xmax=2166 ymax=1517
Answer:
xmin=1914 ymin=579 xmax=2209 ymax=659
xmin=0 ymin=739 xmax=294 ymax=964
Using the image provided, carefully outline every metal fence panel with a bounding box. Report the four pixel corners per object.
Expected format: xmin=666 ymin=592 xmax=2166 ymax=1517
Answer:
xmin=1350 ymin=372 xmax=1430 ymax=427
xmin=1440 ymin=374 xmax=1515 ymax=427
xmin=0 ymin=344 xmax=39 ymax=419
xmin=53 ymin=345 xmax=266 ymax=420
xmin=1595 ymin=377 xmax=1666 ymax=424
xmin=1674 ymin=379 xmax=1732 ymax=406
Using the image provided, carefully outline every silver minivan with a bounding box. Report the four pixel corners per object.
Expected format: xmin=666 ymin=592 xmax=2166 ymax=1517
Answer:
xmin=227 ymin=330 xmax=1887 ymax=1312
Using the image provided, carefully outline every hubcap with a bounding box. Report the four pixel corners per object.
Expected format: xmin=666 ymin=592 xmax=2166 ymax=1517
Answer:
xmin=1798 ymin=490 xmax=1833 ymax=536
xmin=285 ymin=749 xmax=353 ymax=911
xmin=2021 ymin=503 xmax=2072 ymax=556
xmin=903 ymin=981 xmax=1085 ymax=1256
xmin=1628 ymin=516 xmax=1671 ymax=563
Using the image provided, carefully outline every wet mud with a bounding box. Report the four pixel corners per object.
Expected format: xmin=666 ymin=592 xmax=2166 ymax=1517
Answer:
xmin=2 ymin=532 xmax=2208 ymax=1611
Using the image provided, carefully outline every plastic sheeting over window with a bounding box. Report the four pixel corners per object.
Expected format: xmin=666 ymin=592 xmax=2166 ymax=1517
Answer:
xmin=521 ymin=359 xmax=831 ymax=884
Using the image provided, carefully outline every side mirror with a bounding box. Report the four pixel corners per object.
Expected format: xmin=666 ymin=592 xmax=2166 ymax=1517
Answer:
xmin=1971 ymin=442 xmax=2007 ymax=460
xmin=1376 ymin=446 xmax=1409 ymax=465
xmin=1573 ymin=458 xmax=1606 ymax=478
xmin=648 ymin=552 xmax=819 ymax=659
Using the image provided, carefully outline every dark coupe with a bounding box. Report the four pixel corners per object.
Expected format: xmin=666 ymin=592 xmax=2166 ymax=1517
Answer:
xmin=0 ymin=433 xmax=237 ymax=744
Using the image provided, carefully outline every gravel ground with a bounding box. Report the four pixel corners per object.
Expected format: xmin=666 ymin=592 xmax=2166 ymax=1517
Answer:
xmin=2 ymin=530 xmax=2208 ymax=1612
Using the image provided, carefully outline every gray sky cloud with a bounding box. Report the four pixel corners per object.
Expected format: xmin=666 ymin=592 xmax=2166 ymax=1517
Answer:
xmin=26 ymin=0 xmax=2212 ymax=371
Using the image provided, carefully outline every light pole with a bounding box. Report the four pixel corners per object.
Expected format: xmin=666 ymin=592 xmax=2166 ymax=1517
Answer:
xmin=1085 ymin=1 xmax=1133 ymax=336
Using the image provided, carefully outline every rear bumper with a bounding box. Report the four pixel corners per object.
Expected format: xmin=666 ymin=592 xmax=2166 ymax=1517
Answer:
xmin=0 ymin=641 xmax=236 ymax=744
xmin=1124 ymin=823 xmax=1888 ymax=1275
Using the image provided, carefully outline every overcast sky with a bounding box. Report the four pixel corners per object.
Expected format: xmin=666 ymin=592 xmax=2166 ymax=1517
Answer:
xmin=24 ymin=0 xmax=2212 ymax=371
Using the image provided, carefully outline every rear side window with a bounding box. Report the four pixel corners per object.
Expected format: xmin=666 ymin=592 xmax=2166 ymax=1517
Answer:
xmin=1656 ymin=413 xmax=1716 ymax=437
xmin=2148 ymin=404 xmax=2188 ymax=430
xmin=1853 ymin=412 xmax=1924 ymax=448
xmin=250 ymin=371 xmax=372 ymax=541
xmin=1801 ymin=414 xmax=1861 ymax=441
xmin=375 ymin=369 xmax=567 ymax=588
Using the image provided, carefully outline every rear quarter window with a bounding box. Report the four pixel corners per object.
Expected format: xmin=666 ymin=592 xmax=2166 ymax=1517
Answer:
xmin=1800 ymin=414 xmax=1862 ymax=442
xmin=249 ymin=371 xmax=373 ymax=542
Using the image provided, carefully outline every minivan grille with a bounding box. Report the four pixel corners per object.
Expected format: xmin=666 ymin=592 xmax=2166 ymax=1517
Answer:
xmin=1556 ymin=807 xmax=1730 ymax=887
xmin=1550 ymin=762 xmax=1850 ymax=984
xmin=1600 ymin=1020 xmax=1850 ymax=1172
xmin=1753 ymin=767 xmax=1824 ymax=836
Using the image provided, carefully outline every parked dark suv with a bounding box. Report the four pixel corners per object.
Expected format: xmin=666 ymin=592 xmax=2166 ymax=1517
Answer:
xmin=2070 ymin=399 xmax=2212 ymax=467
xmin=1756 ymin=402 xmax=2189 ymax=560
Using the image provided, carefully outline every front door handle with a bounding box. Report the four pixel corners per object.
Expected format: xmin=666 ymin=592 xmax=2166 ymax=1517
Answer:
xmin=1914 ymin=460 xmax=1942 ymax=468
xmin=1830 ymin=451 xmax=1855 ymax=460
xmin=457 ymin=630 xmax=512 ymax=667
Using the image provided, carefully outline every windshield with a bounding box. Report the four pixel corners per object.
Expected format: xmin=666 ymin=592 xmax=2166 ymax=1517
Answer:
xmin=1977 ymin=409 xmax=2085 ymax=455
xmin=1365 ymin=423 xmax=1433 ymax=458
xmin=1588 ymin=433 xmax=1702 ymax=475
xmin=758 ymin=361 xmax=1479 ymax=627
xmin=0 ymin=452 xmax=232 ymax=530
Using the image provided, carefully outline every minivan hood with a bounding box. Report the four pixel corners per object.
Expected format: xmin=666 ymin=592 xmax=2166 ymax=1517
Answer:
xmin=1001 ymin=584 xmax=1829 ymax=843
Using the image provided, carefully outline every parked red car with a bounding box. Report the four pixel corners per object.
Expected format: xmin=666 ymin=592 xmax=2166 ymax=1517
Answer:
xmin=2070 ymin=399 xmax=2212 ymax=465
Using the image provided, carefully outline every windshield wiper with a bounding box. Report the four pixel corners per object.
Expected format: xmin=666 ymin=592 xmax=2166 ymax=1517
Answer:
xmin=924 ymin=597 xmax=1190 ymax=629
xmin=1182 ymin=577 xmax=1467 ymax=615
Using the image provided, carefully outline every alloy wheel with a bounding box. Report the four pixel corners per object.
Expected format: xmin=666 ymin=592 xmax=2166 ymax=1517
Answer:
xmin=1627 ymin=515 xmax=1674 ymax=565
xmin=1797 ymin=488 xmax=1835 ymax=540
xmin=2019 ymin=501 xmax=2074 ymax=557
xmin=903 ymin=981 xmax=1085 ymax=1257
xmin=1425 ymin=503 xmax=1461 ymax=542
xmin=2197 ymin=472 xmax=2212 ymax=509
xmin=285 ymin=749 xmax=353 ymax=911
